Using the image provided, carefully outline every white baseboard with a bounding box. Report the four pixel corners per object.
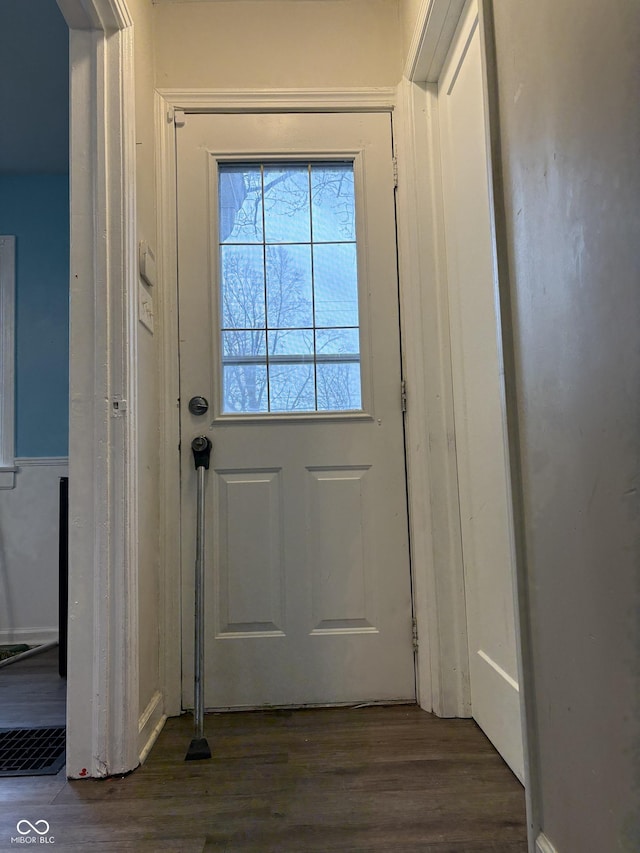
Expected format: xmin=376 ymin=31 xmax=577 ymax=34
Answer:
xmin=15 ymin=457 xmax=69 ymax=467
xmin=536 ymin=832 xmax=559 ymax=853
xmin=138 ymin=690 xmax=166 ymax=764
xmin=0 ymin=628 xmax=58 ymax=645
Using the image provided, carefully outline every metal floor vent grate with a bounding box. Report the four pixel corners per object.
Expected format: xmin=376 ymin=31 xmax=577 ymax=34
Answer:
xmin=0 ymin=726 xmax=66 ymax=777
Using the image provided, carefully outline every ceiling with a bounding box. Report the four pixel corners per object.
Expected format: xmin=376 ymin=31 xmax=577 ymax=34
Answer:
xmin=0 ymin=0 xmax=69 ymax=174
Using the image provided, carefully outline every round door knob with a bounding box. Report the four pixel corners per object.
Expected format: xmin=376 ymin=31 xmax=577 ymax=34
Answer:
xmin=188 ymin=396 xmax=209 ymax=416
xmin=191 ymin=435 xmax=210 ymax=453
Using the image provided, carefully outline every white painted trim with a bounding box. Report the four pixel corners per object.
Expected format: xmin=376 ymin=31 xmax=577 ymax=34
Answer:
xmin=395 ymin=80 xmax=470 ymax=717
xmin=156 ymin=91 xmax=183 ymax=718
xmin=15 ymin=457 xmax=69 ymax=467
xmin=156 ymin=87 xmax=397 ymax=113
xmin=0 ymin=640 xmax=59 ymax=669
xmin=58 ymin=0 xmax=140 ymax=779
xmin=536 ymin=833 xmax=559 ymax=853
xmin=138 ymin=690 xmax=167 ymax=764
xmin=0 ymin=628 xmax=59 ymax=645
xmin=404 ymin=0 xmax=467 ymax=83
xmin=0 ymin=236 xmax=15 ymax=477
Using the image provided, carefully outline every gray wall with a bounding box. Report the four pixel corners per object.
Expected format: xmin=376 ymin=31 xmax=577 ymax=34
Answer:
xmin=491 ymin=2 xmax=640 ymax=850
xmin=0 ymin=0 xmax=68 ymax=174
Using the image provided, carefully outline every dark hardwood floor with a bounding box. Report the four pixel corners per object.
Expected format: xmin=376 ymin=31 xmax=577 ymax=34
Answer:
xmin=0 ymin=650 xmax=527 ymax=852
xmin=0 ymin=647 xmax=66 ymax=730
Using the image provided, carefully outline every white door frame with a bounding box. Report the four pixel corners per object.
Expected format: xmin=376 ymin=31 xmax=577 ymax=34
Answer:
xmin=56 ymin=0 xmax=140 ymax=778
xmin=396 ymin=0 xmax=536 ymax=847
xmin=154 ymin=83 xmax=506 ymax=722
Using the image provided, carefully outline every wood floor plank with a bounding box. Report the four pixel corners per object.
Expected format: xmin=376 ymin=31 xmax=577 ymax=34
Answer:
xmin=0 ymin=648 xmax=66 ymax=730
xmin=51 ymin=755 xmax=513 ymax=803
xmin=33 ymin=840 xmax=207 ymax=853
xmin=0 ymin=772 xmax=67 ymax=806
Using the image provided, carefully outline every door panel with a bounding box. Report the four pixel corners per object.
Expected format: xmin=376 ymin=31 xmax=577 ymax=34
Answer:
xmin=177 ymin=112 xmax=415 ymax=709
xmin=215 ymin=469 xmax=284 ymax=636
xmin=307 ymin=466 xmax=375 ymax=632
xmin=438 ymin=0 xmax=525 ymax=779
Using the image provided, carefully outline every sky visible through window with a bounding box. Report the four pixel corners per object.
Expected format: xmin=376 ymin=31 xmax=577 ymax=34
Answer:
xmin=218 ymin=162 xmax=362 ymax=414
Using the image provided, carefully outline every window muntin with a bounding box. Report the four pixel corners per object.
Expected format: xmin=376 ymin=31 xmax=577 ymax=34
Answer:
xmin=218 ymin=162 xmax=362 ymax=415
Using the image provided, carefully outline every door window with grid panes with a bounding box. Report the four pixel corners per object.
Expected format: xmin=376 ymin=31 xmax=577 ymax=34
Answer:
xmin=218 ymin=162 xmax=362 ymax=414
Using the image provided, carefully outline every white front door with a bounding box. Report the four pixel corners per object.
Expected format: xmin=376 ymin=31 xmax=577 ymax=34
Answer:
xmin=177 ymin=111 xmax=415 ymax=709
xmin=438 ymin=1 xmax=525 ymax=779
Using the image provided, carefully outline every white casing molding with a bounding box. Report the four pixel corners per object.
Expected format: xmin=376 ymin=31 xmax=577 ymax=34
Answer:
xmin=156 ymin=88 xmax=397 ymax=114
xmin=0 ymin=628 xmax=59 ymax=646
xmin=0 ymin=236 xmax=16 ymax=489
xmin=394 ymin=79 xmax=471 ymax=717
xmin=57 ymin=0 xmax=140 ymax=778
xmin=155 ymin=90 xmax=183 ymax=718
xmin=404 ymin=0 xmax=467 ymax=84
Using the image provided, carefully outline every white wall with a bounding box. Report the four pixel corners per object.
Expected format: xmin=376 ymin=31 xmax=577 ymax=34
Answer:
xmin=0 ymin=460 xmax=67 ymax=644
xmin=154 ymin=0 xmax=402 ymax=89
xmin=399 ymin=0 xmax=422 ymax=63
xmin=490 ymin=1 xmax=640 ymax=850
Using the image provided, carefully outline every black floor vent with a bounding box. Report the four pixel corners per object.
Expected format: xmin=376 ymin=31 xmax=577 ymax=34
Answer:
xmin=0 ymin=726 xmax=65 ymax=777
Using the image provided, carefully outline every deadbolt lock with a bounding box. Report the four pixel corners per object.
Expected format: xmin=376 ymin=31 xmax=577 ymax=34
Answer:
xmin=188 ymin=396 xmax=209 ymax=416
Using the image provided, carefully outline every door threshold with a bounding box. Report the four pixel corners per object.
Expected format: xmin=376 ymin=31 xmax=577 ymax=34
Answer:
xmin=186 ymin=698 xmax=417 ymax=714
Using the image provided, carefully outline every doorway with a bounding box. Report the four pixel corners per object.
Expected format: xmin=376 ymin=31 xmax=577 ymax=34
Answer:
xmin=0 ymin=0 xmax=69 ymax=745
xmin=436 ymin=0 xmax=523 ymax=780
xmin=396 ymin=0 xmax=526 ymax=786
xmin=176 ymin=111 xmax=415 ymax=709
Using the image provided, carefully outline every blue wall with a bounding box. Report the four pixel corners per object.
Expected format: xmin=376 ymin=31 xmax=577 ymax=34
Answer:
xmin=0 ymin=175 xmax=69 ymax=457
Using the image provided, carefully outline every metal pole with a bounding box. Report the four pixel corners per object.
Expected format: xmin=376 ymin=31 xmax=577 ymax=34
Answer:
xmin=194 ymin=463 xmax=206 ymax=741
xmin=185 ymin=435 xmax=212 ymax=761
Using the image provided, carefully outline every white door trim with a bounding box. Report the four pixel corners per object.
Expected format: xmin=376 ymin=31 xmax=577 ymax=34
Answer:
xmin=394 ymin=79 xmax=470 ymax=717
xmin=399 ymin=0 xmax=536 ymax=847
xmin=0 ymin=236 xmax=16 ymax=488
xmin=57 ymin=0 xmax=140 ymax=778
xmin=157 ymin=88 xmax=397 ymax=114
xmin=154 ymin=87 xmax=433 ymax=716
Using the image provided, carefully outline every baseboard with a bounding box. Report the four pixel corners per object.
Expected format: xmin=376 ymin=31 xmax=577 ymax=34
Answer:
xmin=0 ymin=628 xmax=58 ymax=645
xmin=138 ymin=690 xmax=166 ymax=764
xmin=15 ymin=457 xmax=69 ymax=467
xmin=536 ymin=832 xmax=559 ymax=853
xmin=0 ymin=640 xmax=58 ymax=669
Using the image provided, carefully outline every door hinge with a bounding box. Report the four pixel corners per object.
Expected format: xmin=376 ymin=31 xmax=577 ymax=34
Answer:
xmin=392 ymin=156 xmax=399 ymax=189
xmin=412 ymin=617 xmax=419 ymax=651
xmin=401 ymin=379 xmax=407 ymax=413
